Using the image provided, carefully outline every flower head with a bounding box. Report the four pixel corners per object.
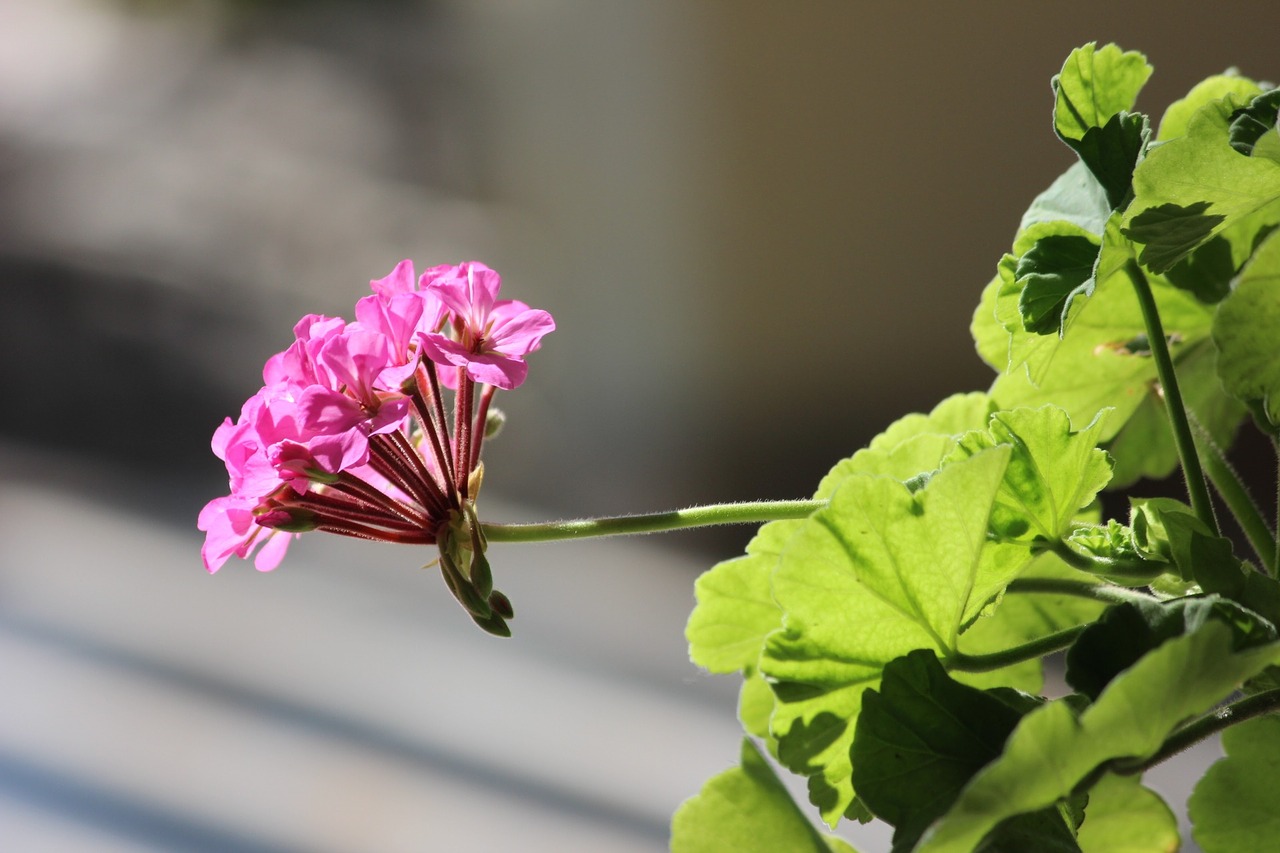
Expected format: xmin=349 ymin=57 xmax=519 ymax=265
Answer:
xmin=200 ymin=260 xmax=553 ymax=636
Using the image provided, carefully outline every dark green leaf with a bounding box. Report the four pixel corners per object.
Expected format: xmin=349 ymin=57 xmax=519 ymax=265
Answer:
xmin=1072 ymin=111 xmax=1150 ymax=209
xmin=1015 ymin=234 xmax=1102 ymax=334
xmin=1123 ymin=202 xmax=1225 ymax=272
xmin=1065 ymin=596 xmax=1276 ymax=700
xmin=1162 ymin=234 xmax=1234 ymax=303
xmin=1228 ymin=88 xmax=1280 ymax=159
xmin=853 ymin=650 xmax=1026 ymax=850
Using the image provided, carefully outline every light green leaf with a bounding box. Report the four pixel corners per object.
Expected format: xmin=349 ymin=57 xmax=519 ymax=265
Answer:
xmin=1125 ymin=91 xmax=1280 ymax=272
xmin=1213 ymin=227 xmax=1280 ymax=429
xmin=948 ymin=406 xmax=1112 ymax=542
xmin=688 ymin=394 xmax=997 ymax=674
xmin=1157 ymin=74 xmax=1262 ymax=141
xmin=978 ymin=214 xmax=1242 ymax=487
xmin=688 ymin=520 xmax=795 ymax=674
xmin=1076 ymin=774 xmax=1179 ymax=853
xmin=1189 ymin=714 xmax=1280 ymax=852
xmin=1053 ymin=43 xmax=1152 ymax=143
xmin=915 ymin=621 xmax=1280 ymax=853
xmin=671 ymin=739 xmax=859 ymax=853
xmin=1018 ymin=161 xmax=1113 ymax=236
xmin=1052 ymin=43 xmax=1153 ymax=209
xmin=762 ymin=448 xmax=1017 ymax=824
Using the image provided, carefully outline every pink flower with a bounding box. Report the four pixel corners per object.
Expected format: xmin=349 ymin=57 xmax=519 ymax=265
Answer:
xmin=198 ymin=494 xmax=295 ymax=572
xmin=201 ymin=259 xmax=551 ymax=636
xmin=419 ymin=262 xmax=555 ymax=390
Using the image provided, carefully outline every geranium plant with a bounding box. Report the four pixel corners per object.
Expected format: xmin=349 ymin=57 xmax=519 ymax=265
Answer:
xmin=202 ymin=43 xmax=1280 ymax=851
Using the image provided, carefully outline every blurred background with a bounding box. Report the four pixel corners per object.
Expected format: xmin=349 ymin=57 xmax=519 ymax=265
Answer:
xmin=1 ymin=1 xmax=1275 ymax=850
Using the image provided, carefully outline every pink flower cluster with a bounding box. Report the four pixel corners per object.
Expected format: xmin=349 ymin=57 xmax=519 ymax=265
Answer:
xmin=199 ymin=261 xmax=554 ymax=634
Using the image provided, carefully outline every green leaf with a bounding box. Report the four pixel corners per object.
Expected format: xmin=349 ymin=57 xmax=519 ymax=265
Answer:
xmin=1189 ymin=714 xmax=1280 ymax=852
xmin=1075 ymin=774 xmax=1179 ymax=853
xmin=688 ymin=519 xmax=794 ymax=674
xmin=1228 ymin=88 xmax=1280 ymax=160
xmin=1052 ymin=43 xmax=1153 ymax=208
xmin=955 ymin=554 xmax=1107 ymax=693
xmin=1065 ymin=596 xmax=1276 ymax=701
xmin=1053 ymin=43 xmax=1153 ymax=144
xmin=947 ymin=406 xmax=1113 ymax=542
xmin=1161 ymin=234 xmax=1235 ymax=303
xmin=975 ymin=213 xmax=1243 ymax=487
xmin=853 ymin=650 xmax=1028 ymax=851
xmin=762 ymin=448 xmax=1018 ymax=824
xmin=1124 ymin=91 xmax=1280 ymax=272
xmin=915 ymin=620 xmax=1280 ymax=853
xmin=1018 ymin=161 xmax=1113 ymax=236
xmin=688 ymin=393 xmax=999 ymax=674
xmin=1213 ymin=227 xmax=1280 ymax=429
xmin=1157 ymin=73 xmax=1262 ymax=141
xmin=671 ymin=739 xmax=859 ymax=853
xmin=1015 ymin=234 xmax=1102 ymax=334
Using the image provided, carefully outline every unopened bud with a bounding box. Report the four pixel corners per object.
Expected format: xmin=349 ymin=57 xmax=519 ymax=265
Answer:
xmin=488 ymin=589 xmax=514 ymax=620
xmin=484 ymin=407 xmax=506 ymax=440
xmin=254 ymin=506 xmax=318 ymax=533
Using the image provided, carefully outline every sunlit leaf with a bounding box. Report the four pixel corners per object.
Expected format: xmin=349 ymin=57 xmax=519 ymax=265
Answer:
xmin=762 ymin=449 xmax=1016 ymax=824
xmin=1189 ymin=714 xmax=1280 ymax=852
xmin=1213 ymin=227 xmax=1280 ymax=430
xmin=671 ymin=739 xmax=859 ymax=853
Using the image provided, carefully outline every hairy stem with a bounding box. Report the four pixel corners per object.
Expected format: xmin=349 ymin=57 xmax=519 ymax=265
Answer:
xmin=1005 ymin=577 xmax=1157 ymax=606
xmin=481 ymin=500 xmax=826 ymax=543
xmin=1041 ymin=538 xmax=1164 ymax=581
xmin=1111 ymin=688 xmax=1280 ymax=776
xmin=949 ymin=625 xmax=1086 ymax=673
xmin=1127 ymin=258 xmax=1217 ymax=533
xmin=1190 ymin=415 xmax=1277 ymax=574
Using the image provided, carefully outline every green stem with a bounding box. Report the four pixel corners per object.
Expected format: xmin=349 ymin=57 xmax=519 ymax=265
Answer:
xmin=1041 ymin=538 xmax=1164 ymax=581
xmin=480 ymin=499 xmax=827 ymax=544
xmin=1005 ymin=577 xmax=1156 ymax=606
xmin=1127 ymin=258 xmax=1217 ymax=533
xmin=1111 ymin=688 xmax=1280 ymax=776
xmin=949 ymin=625 xmax=1086 ymax=673
xmin=1190 ymin=415 xmax=1277 ymax=574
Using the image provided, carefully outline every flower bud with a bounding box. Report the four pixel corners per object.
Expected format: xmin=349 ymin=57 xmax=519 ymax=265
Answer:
xmin=484 ymin=407 xmax=506 ymax=439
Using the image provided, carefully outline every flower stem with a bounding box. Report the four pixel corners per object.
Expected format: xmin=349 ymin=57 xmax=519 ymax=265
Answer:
xmin=949 ymin=625 xmax=1086 ymax=673
xmin=481 ymin=499 xmax=826 ymax=543
xmin=1110 ymin=687 xmax=1280 ymax=776
xmin=1127 ymin=258 xmax=1217 ymax=533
